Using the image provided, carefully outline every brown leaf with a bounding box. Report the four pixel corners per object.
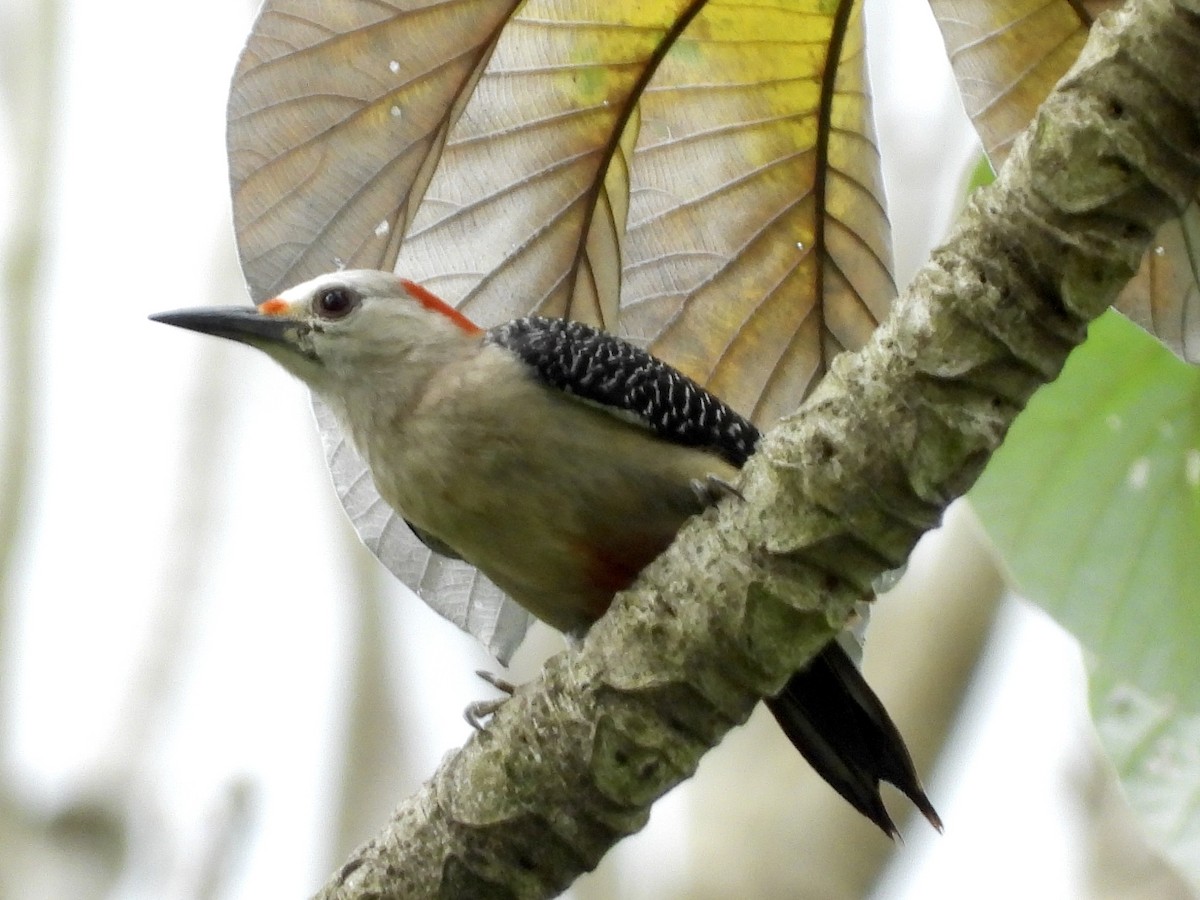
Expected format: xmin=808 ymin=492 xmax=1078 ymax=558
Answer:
xmin=930 ymin=0 xmax=1197 ymax=364
xmin=225 ymin=1 xmax=899 ymax=649
xmin=1114 ymin=206 xmax=1200 ymax=363
xmin=928 ymin=0 xmax=1119 ymax=168
xmin=392 ymin=2 xmax=706 ymax=329
xmin=392 ymin=0 xmax=893 ymax=424
xmin=230 ymin=0 xmax=894 ymax=421
xmin=228 ymin=0 xmax=522 ymax=301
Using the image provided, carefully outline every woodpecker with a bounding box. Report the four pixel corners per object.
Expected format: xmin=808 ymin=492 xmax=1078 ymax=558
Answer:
xmin=152 ymin=268 xmax=940 ymax=836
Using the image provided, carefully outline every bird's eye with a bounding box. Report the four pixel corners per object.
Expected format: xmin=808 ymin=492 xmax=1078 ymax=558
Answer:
xmin=314 ymin=286 xmax=360 ymax=320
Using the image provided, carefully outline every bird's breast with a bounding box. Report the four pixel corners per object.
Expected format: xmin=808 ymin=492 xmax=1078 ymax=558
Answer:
xmin=352 ymin=349 xmax=740 ymax=633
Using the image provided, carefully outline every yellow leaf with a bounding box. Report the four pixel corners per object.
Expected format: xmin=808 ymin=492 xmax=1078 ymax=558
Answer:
xmin=394 ymin=1 xmax=706 ymax=328
xmin=231 ymin=0 xmax=897 ymax=424
xmin=623 ymin=0 xmax=892 ymax=423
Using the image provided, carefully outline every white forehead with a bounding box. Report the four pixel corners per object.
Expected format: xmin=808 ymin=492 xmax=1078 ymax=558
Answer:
xmin=275 ymin=269 xmax=404 ymax=301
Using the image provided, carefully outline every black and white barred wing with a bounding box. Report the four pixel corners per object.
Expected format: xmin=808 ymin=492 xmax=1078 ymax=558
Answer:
xmin=485 ymin=317 xmax=760 ymax=467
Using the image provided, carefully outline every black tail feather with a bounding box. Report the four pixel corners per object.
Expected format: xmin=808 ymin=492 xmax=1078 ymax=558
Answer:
xmin=766 ymin=643 xmax=942 ymax=837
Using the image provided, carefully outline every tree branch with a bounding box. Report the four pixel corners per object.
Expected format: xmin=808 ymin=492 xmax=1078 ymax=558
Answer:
xmin=315 ymin=1 xmax=1200 ymax=896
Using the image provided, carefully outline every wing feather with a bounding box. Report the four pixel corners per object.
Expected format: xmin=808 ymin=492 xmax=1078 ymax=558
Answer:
xmin=484 ymin=316 xmax=760 ymax=467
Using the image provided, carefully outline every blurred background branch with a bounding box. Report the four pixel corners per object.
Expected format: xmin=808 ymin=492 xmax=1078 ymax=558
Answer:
xmin=0 ymin=0 xmax=58 ymax=749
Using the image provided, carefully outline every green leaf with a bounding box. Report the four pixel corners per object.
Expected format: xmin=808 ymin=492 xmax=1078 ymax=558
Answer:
xmin=972 ymin=311 xmax=1200 ymax=882
xmin=965 ymin=155 xmax=995 ymax=194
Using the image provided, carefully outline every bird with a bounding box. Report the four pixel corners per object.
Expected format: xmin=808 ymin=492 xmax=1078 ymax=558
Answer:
xmin=151 ymin=268 xmax=940 ymax=836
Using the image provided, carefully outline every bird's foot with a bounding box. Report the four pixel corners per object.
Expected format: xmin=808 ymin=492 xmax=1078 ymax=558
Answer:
xmin=690 ymin=474 xmax=743 ymax=508
xmin=463 ymin=670 xmax=517 ymax=730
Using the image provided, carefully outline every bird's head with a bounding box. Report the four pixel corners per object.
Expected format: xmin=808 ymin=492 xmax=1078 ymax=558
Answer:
xmin=151 ymin=270 xmax=482 ymax=392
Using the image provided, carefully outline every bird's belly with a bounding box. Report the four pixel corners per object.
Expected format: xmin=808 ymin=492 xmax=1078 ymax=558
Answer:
xmin=369 ymin=404 xmax=736 ymax=634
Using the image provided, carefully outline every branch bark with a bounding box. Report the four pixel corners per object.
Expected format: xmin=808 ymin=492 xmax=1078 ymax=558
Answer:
xmin=316 ymin=1 xmax=1200 ymax=896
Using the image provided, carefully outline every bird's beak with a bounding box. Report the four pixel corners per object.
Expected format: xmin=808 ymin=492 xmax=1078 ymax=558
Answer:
xmin=149 ymin=305 xmax=311 ymax=357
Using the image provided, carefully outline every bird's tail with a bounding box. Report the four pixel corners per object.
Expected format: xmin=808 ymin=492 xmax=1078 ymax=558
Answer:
xmin=765 ymin=643 xmax=943 ymax=837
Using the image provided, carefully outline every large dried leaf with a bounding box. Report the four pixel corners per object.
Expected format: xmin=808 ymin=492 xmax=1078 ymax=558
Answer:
xmin=227 ymin=0 xmax=894 ymax=656
xmin=927 ymin=0 xmax=1119 ymax=167
xmin=229 ymin=0 xmax=534 ymax=659
xmin=392 ymin=1 xmax=708 ymax=327
xmin=229 ymin=0 xmax=522 ymax=302
xmin=394 ymin=0 xmax=890 ymax=422
xmin=315 ymin=400 xmax=530 ymax=663
xmin=927 ymin=0 xmax=1198 ymax=364
xmin=623 ymin=1 xmax=891 ymax=423
xmin=1117 ymin=204 xmax=1200 ymax=364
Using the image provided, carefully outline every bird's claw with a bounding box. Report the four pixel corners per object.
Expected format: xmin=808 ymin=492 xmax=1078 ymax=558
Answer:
xmin=690 ymin=474 xmax=743 ymax=508
xmin=463 ymin=669 xmax=518 ymax=731
xmin=464 ymin=698 xmax=507 ymax=730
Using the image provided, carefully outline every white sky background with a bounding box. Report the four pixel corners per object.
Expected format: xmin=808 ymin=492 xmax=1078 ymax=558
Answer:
xmin=1 ymin=0 xmax=1107 ymax=897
